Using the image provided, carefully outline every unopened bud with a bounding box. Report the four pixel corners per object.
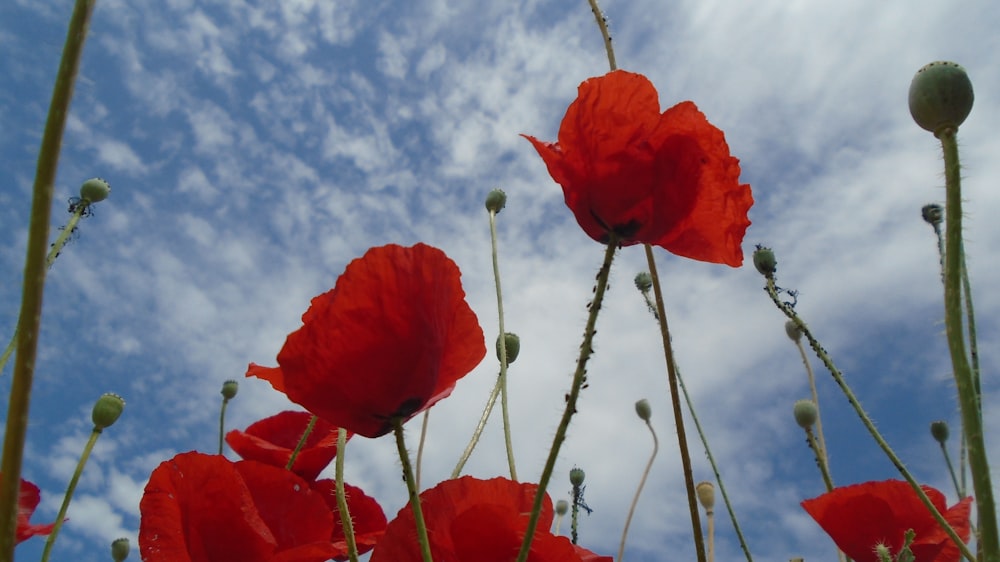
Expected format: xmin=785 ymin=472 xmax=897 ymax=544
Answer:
xmin=221 ymin=379 xmax=239 ymax=400
xmin=555 ymin=499 xmax=569 ymax=516
xmin=92 ymin=393 xmax=125 ymax=430
xmin=793 ymin=399 xmax=818 ymax=429
xmin=485 ymin=189 xmax=507 ymax=213
xmin=930 ymin=420 xmax=949 ymax=444
xmin=921 ymin=204 xmax=943 ymax=227
xmin=634 ymin=399 xmax=651 ymax=421
xmin=909 ymin=61 xmax=974 ymax=135
xmin=634 ymin=272 xmax=652 ymax=293
xmin=80 ymin=177 xmax=111 ymax=203
xmin=785 ymin=320 xmax=803 ymax=342
xmin=111 ymin=537 xmax=130 ymax=561
xmin=753 ymin=245 xmax=777 ymax=278
xmin=495 ymin=332 xmax=520 ymax=364
xmin=695 ymin=481 xmax=715 ymax=511
xmin=569 ymin=467 xmax=586 ymax=487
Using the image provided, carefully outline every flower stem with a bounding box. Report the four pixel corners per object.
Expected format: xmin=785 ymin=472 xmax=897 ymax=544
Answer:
xmin=489 ymin=207 xmax=517 ymax=481
xmin=804 ymin=426 xmax=834 ymax=492
xmin=939 ymin=441 xmax=962 ymax=499
xmin=939 ymin=127 xmax=998 ymax=561
xmin=286 ymin=415 xmax=318 ymax=470
xmin=40 ymin=427 xmax=101 ymax=562
xmin=586 ymin=0 xmax=617 ymax=71
xmin=451 ymin=373 xmax=502 ymax=478
xmin=218 ymin=396 xmax=231 ymax=455
xmin=393 ymin=419 xmax=433 ymax=562
xmin=515 ymin=237 xmax=618 ymax=562
xmin=415 ymin=410 xmax=429 ymax=489
xmin=643 ymin=244 xmax=707 ymax=562
xmin=764 ymin=278 xmax=976 ymax=562
xmin=795 ymin=339 xmax=830 ymax=469
xmin=335 ymin=428 xmax=359 ymax=562
xmin=617 ymin=419 xmax=658 ymax=562
xmin=0 ymin=0 xmax=97 ymax=557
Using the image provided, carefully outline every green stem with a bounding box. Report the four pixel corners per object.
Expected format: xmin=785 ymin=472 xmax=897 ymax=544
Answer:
xmin=415 ymin=410 xmax=429 ymax=490
xmin=617 ymin=420 xmax=658 ymax=562
xmin=335 ymin=428 xmax=359 ymax=562
xmin=939 ymin=128 xmax=997 ymax=561
xmin=643 ymin=244 xmax=707 ymax=562
xmin=286 ymin=415 xmax=317 ymax=471
xmin=805 ymin=427 xmax=834 ymax=492
xmin=795 ymin=340 xmax=830 ymax=468
xmin=939 ymin=442 xmax=962 ymax=500
xmin=40 ymin=428 xmax=101 ymax=562
xmin=0 ymin=1 xmax=97 ymax=557
xmin=393 ymin=419 xmax=433 ymax=562
xmin=218 ymin=397 xmax=230 ymax=455
xmin=515 ymin=237 xmax=618 ymax=562
xmin=451 ymin=373 xmax=502 ymax=479
xmin=586 ymin=0 xmax=617 ymax=71
xmin=489 ymin=209 xmax=517 ymax=480
xmin=765 ymin=279 xmax=976 ymax=562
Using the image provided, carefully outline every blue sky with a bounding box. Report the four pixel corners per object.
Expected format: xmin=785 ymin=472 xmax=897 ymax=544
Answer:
xmin=2 ymin=0 xmax=1000 ymax=560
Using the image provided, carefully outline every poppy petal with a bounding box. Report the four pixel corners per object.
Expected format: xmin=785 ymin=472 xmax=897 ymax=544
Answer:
xmin=311 ymin=479 xmax=388 ymax=559
xmin=226 ymin=411 xmax=347 ymax=481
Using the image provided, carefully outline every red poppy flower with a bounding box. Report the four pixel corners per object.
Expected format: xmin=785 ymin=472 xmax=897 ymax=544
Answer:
xmin=311 ymin=478 xmax=387 ymax=559
xmin=226 ymin=410 xmax=349 ymax=481
xmin=802 ymin=479 xmax=972 ymax=562
xmin=370 ymin=476 xmax=611 ymax=562
xmin=5 ymin=475 xmax=55 ymax=544
xmin=524 ymin=70 xmax=753 ymax=266
xmin=247 ymin=243 xmax=486 ymax=438
xmin=139 ymin=452 xmax=341 ymax=562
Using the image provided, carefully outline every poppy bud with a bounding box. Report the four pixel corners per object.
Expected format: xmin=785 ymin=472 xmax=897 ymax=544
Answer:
xmin=634 ymin=399 xmax=651 ymax=421
xmin=921 ymin=204 xmax=943 ymax=227
xmin=695 ymin=481 xmax=715 ymax=511
xmin=485 ymin=189 xmax=507 ymax=213
xmin=92 ymin=393 xmax=125 ymax=430
xmin=793 ymin=399 xmax=818 ymax=429
xmin=909 ymin=61 xmax=974 ymax=135
xmin=634 ymin=272 xmax=652 ymax=293
xmin=111 ymin=537 xmax=130 ymax=561
xmin=930 ymin=420 xmax=949 ymax=443
xmin=752 ymin=245 xmax=776 ymax=278
xmin=80 ymin=177 xmax=111 ymax=203
xmin=569 ymin=467 xmax=586 ymax=487
xmin=221 ymin=379 xmax=239 ymax=400
xmin=555 ymin=499 xmax=569 ymax=516
xmin=495 ymin=332 xmax=520 ymax=364
xmin=785 ymin=320 xmax=803 ymax=342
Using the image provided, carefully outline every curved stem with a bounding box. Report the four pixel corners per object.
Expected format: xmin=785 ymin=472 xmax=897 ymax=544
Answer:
xmin=796 ymin=340 xmax=829 ymax=467
xmin=415 ymin=409 xmax=429 ymax=490
xmin=451 ymin=374 xmax=502 ymax=479
xmin=0 ymin=1 xmax=97 ymax=557
xmin=586 ymin=0 xmax=617 ymax=70
xmin=804 ymin=427 xmax=834 ymax=492
xmin=617 ymin=420 xmax=658 ymax=562
xmin=939 ymin=128 xmax=997 ymax=561
xmin=40 ymin=428 xmax=101 ymax=562
xmin=394 ymin=419 xmax=433 ymax=562
xmin=765 ymin=278 xmax=976 ymax=562
xmin=489 ymin=209 xmax=517 ymax=480
xmin=335 ymin=428 xmax=359 ymax=562
xmin=515 ymin=237 xmax=618 ymax=562
xmin=644 ymin=244 xmax=707 ymax=562
xmin=286 ymin=415 xmax=317 ymax=470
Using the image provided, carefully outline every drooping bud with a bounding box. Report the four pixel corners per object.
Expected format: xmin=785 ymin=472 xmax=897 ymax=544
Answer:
xmin=793 ymin=399 xmax=818 ymax=429
xmin=695 ymin=481 xmax=715 ymax=511
xmin=221 ymin=379 xmax=239 ymax=400
xmin=485 ymin=189 xmax=507 ymax=213
xmin=633 ymin=272 xmax=652 ymax=293
xmin=92 ymin=393 xmax=125 ymax=430
xmin=909 ymin=61 xmax=974 ymax=135
xmin=80 ymin=177 xmax=111 ymax=203
xmin=930 ymin=420 xmax=949 ymax=444
xmin=569 ymin=467 xmax=586 ymax=487
xmin=784 ymin=320 xmax=803 ymax=342
xmin=921 ymin=204 xmax=943 ymax=227
xmin=555 ymin=499 xmax=569 ymax=516
xmin=495 ymin=332 xmax=520 ymax=364
xmin=111 ymin=537 xmax=130 ymax=561
xmin=634 ymin=399 xmax=651 ymax=422
xmin=752 ymin=245 xmax=777 ymax=278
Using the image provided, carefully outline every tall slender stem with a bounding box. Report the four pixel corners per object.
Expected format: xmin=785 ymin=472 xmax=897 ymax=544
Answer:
xmin=644 ymin=244 xmax=707 ymax=562
xmin=939 ymin=128 xmax=997 ymax=561
xmin=489 ymin=209 xmax=517 ymax=480
xmin=515 ymin=237 xmax=618 ymax=562
xmin=286 ymin=415 xmax=317 ymax=470
xmin=586 ymin=0 xmax=617 ymax=70
xmin=415 ymin=410 xmax=429 ymax=490
xmin=394 ymin=419 xmax=433 ymax=562
xmin=40 ymin=428 xmax=101 ymax=562
xmin=451 ymin=374 xmax=502 ymax=478
xmin=335 ymin=428 xmax=359 ymax=562
xmin=617 ymin=420 xmax=658 ymax=562
xmin=0 ymin=1 xmax=97 ymax=557
xmin=795 ymin=340 xmax=829 ymax=466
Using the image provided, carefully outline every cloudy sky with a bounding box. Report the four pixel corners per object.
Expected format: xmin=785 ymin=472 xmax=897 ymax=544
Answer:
xmin=2 ymin=0 xmax=1000 ymax=560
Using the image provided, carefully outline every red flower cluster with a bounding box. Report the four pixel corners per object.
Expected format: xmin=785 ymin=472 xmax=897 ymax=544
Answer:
xmin=248 ymin=243 xmax=486 ymax=438
xmin=225 ymin=410 xmax=349 ymax=481
xmin=524 ymin=70 xmax=753 ymax=266
xmin=9 ymin=476 xmax=55 ymax=544
xmin=371 ymin=476 xmax=611 ymax=562
xmin=802 ymin=479 xmax=972 ymax=562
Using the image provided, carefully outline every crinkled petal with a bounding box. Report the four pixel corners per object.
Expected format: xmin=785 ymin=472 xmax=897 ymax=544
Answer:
xmin=226 ymin=411 xmax=346 ymax=481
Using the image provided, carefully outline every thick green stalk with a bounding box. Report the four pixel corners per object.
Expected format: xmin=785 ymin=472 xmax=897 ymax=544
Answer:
xmin=939 ymin=128 xmax=997 ymax=561
xmin=40 ymin=428 xmax=101 ymax=562
xmin=394 ymin=420 xmax=433 ymax=562
xmin=515 ymin=238 xmax=618 ymax=562
xmin=0 ymin=1 xmax=97 ymax=557
xmin=335 ymin=428 xmax=359 ymax=562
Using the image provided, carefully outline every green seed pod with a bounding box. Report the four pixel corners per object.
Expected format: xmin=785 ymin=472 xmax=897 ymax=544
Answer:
xmin=80 ymin=177 xmax=111 ymax=203
xmin=221 ymin=379 xmax=239 ymax=400
xmin=111 ymin=537 xmax=130 ymax=562
xmin=921 ymin=204 xmax=943 ymax=227
xmin=495 ymin=332 xmax=520 ymax=364
xmin=555 ymin=499 xmax=569 ymax=516
xmin=634 ymin=399 xmax=651 ymax=421
xmin=930 ymin=420 xmax=949 ymax=444
xmin=485 ymin=189 xmax=507 ymax=213
xmin=695 ymin=481 xmax=715 ymax=511
xmin=92 ymin=393 xmax=125 ymax=430
xmin=569 ymin=467 xmax=586 ymax=487
xmin=633 ymin=272 xmax=652 ymax=293
xmin=908 ymin=61 xmax=974 ymax=135
xmin=793 ymin=399 xmax=818 ymax=429
xmin=784 ymin=320 xmax=803 ymax=342
xmin=752 ymin=245 xmax=777 ymax=278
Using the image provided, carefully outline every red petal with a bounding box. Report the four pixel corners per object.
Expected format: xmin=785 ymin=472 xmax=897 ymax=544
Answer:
xmin=13 ymin=477 xmax=55 ymax=544
xmin=226 ymin=411 xmax=347 ymax=481
xmin=311 ymin=479 xmax=387 ymax=559
xmin=254 ymin=244 xmax=485 ymax=438
xmin=246 ymin=363 xmax=286 ymax=393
